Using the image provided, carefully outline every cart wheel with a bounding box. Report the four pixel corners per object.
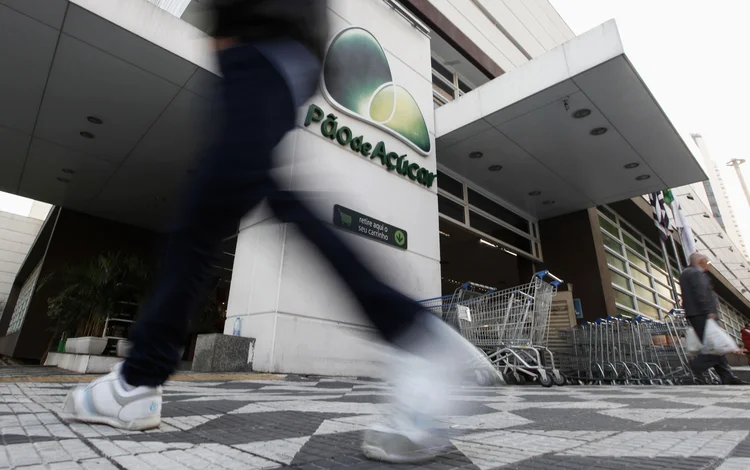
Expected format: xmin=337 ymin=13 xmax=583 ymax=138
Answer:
xmin=553 ymin=372 xmax=566 ymax=387
xmin=502 ymin=372 xmax=516 ymax=385
xmin=539 ymin=373 xmax=554 ymax=388
xmin=516 ymin=374 xmax=527 ymax=386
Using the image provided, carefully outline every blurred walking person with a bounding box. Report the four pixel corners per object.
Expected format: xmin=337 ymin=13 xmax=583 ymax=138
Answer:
xmin=63 ymin=0 xmax=500 ymax=463
xmin=680 ymin=252 xmax=745 ymax=384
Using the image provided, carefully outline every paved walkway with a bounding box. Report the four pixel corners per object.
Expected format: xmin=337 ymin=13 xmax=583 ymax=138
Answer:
xmin=1 ymin=372 xmax=750 ymax=469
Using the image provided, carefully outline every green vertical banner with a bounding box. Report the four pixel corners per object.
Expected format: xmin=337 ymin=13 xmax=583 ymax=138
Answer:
xmin=333 ymin=205 xmax=408 ymax=250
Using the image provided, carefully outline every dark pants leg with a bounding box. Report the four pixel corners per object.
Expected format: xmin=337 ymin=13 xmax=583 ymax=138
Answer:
xmin=122 ymin=43 xmax=424 ymax=387
xmin=687 ymin=315 xmax=735 ymax=381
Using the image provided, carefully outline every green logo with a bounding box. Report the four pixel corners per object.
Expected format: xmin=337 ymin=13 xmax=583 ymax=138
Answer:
xmin=394 ymin=230 xmax=406 ymax=246
xmin=338 ymin=209 xmax=352 ymax=227
xmin=322 ymin=27 xmax=431 ymax=155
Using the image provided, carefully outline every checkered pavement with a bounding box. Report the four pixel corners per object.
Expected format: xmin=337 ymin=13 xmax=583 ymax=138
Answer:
xmin=2 ymin=375 xmax=750 ymax=469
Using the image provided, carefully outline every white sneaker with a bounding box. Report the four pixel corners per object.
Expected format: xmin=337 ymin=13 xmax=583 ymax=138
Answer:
xmin=362 ymin=314 xmax=502 ymax=463
xmin=362 ymin=423 xmax=451 ymax=463
xmin=63 ymin=364 xmax=162 ymax=431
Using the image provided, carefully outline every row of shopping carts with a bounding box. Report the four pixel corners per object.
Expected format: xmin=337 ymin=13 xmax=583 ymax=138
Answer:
xmin=419 ymin=271 xmax=566 ymax=387
xmin=557 ymin=310 xmax=720 ymax=385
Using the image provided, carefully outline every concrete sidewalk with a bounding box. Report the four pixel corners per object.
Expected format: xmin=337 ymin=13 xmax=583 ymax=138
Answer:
xmin=1 ymin=371 xmax=750 ymax=469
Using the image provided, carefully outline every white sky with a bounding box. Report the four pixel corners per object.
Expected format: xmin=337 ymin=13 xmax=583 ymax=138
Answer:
xmin=0 ymin=192 xmax=34 ymax=217
xmin=550 ymin=0 xmax=750 ymax=255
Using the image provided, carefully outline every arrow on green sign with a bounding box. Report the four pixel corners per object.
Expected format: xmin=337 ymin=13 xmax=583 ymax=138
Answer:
xmin=394 ymin=230 xmax=405 ymax=246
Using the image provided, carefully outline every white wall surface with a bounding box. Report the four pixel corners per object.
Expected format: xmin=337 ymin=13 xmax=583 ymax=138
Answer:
xmin=226 ymin=0 xmax=441 ymax=376
xmin=0 ymin=211 xmax=44 ymax=302
xmin=428 ymin=0 xmax=574 ymax=72
xmin=692 ymin=134 xmax=748 ymax=259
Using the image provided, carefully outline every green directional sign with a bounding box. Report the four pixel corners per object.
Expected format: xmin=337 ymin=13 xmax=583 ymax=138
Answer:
xmin=333 ymin=205 xmax=408 ymax=250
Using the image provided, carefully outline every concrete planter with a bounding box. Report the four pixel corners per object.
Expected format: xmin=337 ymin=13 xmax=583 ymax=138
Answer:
xmin=65 ymin=337 xmax=107 ymax=355
xmin=116 ymin=340 xmax=132 ymax=358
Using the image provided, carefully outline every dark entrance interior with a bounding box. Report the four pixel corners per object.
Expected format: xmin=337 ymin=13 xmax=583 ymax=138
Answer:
xmin=439 ymin=218 xmax=533 ymax=296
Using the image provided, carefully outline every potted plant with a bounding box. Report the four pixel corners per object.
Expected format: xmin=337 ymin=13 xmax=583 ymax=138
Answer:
xmin=46 ymin=252 xmax=151 ymax=356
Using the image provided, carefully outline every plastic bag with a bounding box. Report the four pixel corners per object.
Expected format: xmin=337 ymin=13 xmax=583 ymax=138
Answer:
xmin=702 ymin=318 xmax=739 ymax=355
xmin=686 ymin=327 xmax=702 ymax=354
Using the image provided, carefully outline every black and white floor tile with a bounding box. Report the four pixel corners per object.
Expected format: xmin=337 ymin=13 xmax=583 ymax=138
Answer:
xmin=1 ymin=377 xmax=750 ymax=469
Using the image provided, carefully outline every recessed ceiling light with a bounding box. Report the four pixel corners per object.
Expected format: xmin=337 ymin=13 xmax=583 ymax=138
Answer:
xmin=636 ymin=174 xmax=651 ymax=181
xmin=542 ymin=200 xmax=555 ymax=205
xmin=479 ymin=239 xmax=498 ymax=248
xmin=572 ymin=109 xmax=591 ymax=119
xmin=87 ymin=116 xmax=103 ymax=125
xmin=57 ymin=177 xmax=70 ymax=183
xmin=590 ymin=127 xmax=608 ymax=136
xmin=61 ymin=168 xmax=75 ymax=174
xmin=624 ymin=162 xmax=639 ymax=169
xmin=79 ymin=131 xmax=95 ymax=139
xmin=488 ymin=165 xmax=502 ymax=171
xmin=528 ymin=191 xmax=542 ymax=196
xmin=469 ymin=151 xmax=484 ymax=159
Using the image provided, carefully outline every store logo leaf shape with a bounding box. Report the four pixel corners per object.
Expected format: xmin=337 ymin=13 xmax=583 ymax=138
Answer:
xmin=322 ymin=27 xmax=431 ymax=155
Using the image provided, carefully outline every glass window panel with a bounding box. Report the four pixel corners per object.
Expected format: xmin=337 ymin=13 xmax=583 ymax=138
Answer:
xmin=431 ymin=58 xmax=453 ymax=81
xmin=659 ymin=296 xmax=675 ymax=311
xmin=469 ymin=211 xmax=532 ymax=253
xmin=623 ymin=233 xmax=646 ymax=256
xmin=634 ymin=283 xmax=656 ymax=302
xmin=468 ymin=189 xmax=529 ymax=233
xmin=654 ymin=281 xmax=672 ymax=299
xmin=627 ymin=250 xmax=648 ymax=270
xmin=614 ymin=289 xmax=635 ymax=309
xmin=652 ymin=269 xmax=669 ymax=286
xmin=606 ymin=252 xmax=627 ymax=272
xmin=598 ymin=206 xmax=617 ymax=222
xmin=437 ymin=172 xmax=464 ymax=199
xmin=599 ymin=216 xmax=619 ymax=238
xmin=620 ymin=222 xmax=642 ymax=242
xmin=644 ymin=238 xmax=662 ymax=255
xmin=630 ymin=267 xmax=651 ymax=286
xmin=458 ymin=78 xmax=472 ymax=94
xmin=637 ymin=300 xmax=660 ymax=319
xmin=610 ymin=269 xmax=631 ymax=291
xmin=602 ymin=232 xmax=623 ymax=254
xmin=650 ymin=254 xmax=667 ymax=271
xmin=432 ymin=75 xmax=455 ymax=100
xmin=438 ymin=195 xmax=465 ymax=223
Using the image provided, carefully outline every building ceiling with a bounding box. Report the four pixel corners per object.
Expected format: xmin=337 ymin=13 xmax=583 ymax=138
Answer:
xmin=435 ymin=20 xmax=707 ymax=221
xmin=0 ymin=0 xmax=217 ymax=231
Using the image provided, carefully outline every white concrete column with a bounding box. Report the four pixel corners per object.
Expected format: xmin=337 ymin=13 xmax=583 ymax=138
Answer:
xmin=224 ymin=0 xmax=441 ymax=376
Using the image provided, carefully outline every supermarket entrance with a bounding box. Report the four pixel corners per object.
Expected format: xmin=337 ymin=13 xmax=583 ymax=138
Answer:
xmin=439 ymin=218 xmax=534 ymax=297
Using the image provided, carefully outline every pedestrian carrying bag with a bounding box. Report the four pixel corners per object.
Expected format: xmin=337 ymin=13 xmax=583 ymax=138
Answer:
xmin=701 ymin=319 xmax=739 ymax=355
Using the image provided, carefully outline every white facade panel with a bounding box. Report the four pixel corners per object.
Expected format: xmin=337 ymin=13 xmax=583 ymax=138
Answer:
xmin=443 ymin=0 xmax=528 ymax=67
xmin=499 ymin=0 xmax=558 ymax=51
xmin=227 ymin=0 xmax=441 ymax=376
xmin=0 ymin=210 xmax=43 ymax=302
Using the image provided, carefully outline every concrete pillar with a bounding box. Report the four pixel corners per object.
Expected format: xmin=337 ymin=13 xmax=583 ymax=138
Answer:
xmin=223 ymin=1 xmax=440 ymax=376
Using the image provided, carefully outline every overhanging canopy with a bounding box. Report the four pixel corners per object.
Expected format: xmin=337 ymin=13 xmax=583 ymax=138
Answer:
xmin=435 ymin=20 xmax=707 ymax=220
xmin=0 ymin=0 xmax=216 ymax=231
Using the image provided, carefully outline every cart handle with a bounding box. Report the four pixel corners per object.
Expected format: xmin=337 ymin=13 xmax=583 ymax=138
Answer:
xmin=534 ymin=270 xmax=563 ymax=287
xmin=460 ymin=281 xmax=496 ymax=292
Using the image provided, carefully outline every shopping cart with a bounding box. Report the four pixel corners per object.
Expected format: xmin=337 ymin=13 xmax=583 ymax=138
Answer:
xmin=438 ymin=271 xmax=564 ymax=387
xmin=559 ymin=309 xmax=721 ymax=385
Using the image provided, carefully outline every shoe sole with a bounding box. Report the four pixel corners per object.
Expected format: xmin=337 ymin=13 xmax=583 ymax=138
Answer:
xmin=64 ymin=390 xmax=161 ymax=432
xmin=361 ymin=444 xmax=437 ymax=464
